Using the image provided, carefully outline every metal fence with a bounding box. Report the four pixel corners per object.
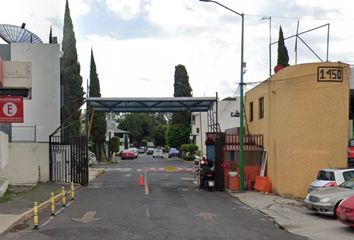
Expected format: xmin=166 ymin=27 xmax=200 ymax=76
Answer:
xmin=49 ymin=133 xmax=88 ymax=186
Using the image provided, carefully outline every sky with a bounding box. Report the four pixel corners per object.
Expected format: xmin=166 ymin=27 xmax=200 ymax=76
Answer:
xmin=0 ymin=0 xmax=354 ymax=100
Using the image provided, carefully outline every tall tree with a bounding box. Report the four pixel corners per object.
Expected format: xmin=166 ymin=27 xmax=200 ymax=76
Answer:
xmin=49 ymin=25 xmax=52 ymax=43
xmin=89 ymin=49 xmax=107 ymax=161
xmin=172 ymin=64 xmax=192 ymax=124
xmin=168 ymin=64 xmax=192 ymax=148
xmin=61 ymin=0 xmax=84 ymax=137
xmin=277 ymin=26 xmax=290 ymax=68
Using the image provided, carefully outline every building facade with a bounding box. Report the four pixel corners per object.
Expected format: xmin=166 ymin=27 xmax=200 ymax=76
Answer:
xmin=245 ymin=62 xmax=350 ymax=198
xmin=191 ymin=98 xmax=240 ymax=156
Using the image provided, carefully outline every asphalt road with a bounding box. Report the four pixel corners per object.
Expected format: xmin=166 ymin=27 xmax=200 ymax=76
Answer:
xmin=1 ymin=154 xmax=306 ymax=240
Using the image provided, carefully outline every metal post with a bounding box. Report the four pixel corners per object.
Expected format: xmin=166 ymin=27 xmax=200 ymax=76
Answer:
xmin=71 ymin=182 xmax=75 ymax=200
xmin=33 ymin=201 xmax=39 ymax=230
xmin=61 ymin=186 xmax=66 ymax=207
xmin=199 ymin=0 xmax=246 ymax=191
xmin=50 ymin=192 xmax=56 ymax=216
xmin=239 ymin=13 xmax=245 ymax=191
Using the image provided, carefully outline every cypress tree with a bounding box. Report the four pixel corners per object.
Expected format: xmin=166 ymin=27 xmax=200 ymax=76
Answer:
xmin=277 ymin=26 xmax=290 ymax=67
xmin=61 ymin=0 xmax=84 ymax=137
xmin=89 ymin=49 xmax=107 ymax=161
xmin=168 ymin=64 xmax=192 ymax=148
xmin=172 ymin=64 xmax=192 ymax=124
xmin=49 ymin=25 xmax=52 ymax=43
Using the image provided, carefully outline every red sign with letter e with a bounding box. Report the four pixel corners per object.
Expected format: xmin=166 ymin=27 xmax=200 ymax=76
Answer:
xmin=0 ymin=96 xmax=24 ymax=123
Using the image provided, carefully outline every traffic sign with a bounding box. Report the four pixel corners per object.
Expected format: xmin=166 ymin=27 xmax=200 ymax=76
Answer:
xmin=0 ymin=96 xmax=23 ymax=122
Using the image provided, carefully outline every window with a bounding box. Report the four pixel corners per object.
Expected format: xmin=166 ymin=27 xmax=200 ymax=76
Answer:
xmin=249 ymin=102 xmax=253 ymax=122
xmin=259 ymin=97 xmax=264 ymax=119
xmin=196 ymin=128 xmax=199 ymax=133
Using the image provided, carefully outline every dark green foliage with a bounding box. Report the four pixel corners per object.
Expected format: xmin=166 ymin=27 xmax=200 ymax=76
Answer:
xmin=277 ymin=26 xmax=290 ymax=67
xmin=152 ymin=125 xmax=167 ymax=147
xmin=124 ymin=135 xmax=129 ymax=149
xmin=89 ymin=49 xmax=107 ymax=161
xmin=172 ymin=65 xmax=192 ymax=124
xmin=60 ymin=0 xmax=84 ymax=137
xmin=166 ymin=123 xmax=190 ymax=148
xmin=168 ymin=64 xmax=192 ymax=148
xmin=118 ymin=113 xmax=155 ymax=146
xmin=49 ymin=25 xmax=52 ymax=43
xmin=109 ymin=137 xmax=120 ymax=153
xmin=180 ymin=143 xmax=198 ymax=161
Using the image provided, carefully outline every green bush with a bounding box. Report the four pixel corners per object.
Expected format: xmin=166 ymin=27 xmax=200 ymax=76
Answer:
xmin=180 ymin=143 xmax=198 ymax=161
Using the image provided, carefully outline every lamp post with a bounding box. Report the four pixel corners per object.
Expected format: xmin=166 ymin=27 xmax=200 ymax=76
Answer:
xmin=199 ymin=0 xmax=245 ymax=191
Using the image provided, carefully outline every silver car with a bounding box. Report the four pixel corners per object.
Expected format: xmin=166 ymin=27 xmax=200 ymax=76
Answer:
xmin=304 ymin=178 xmax=354 ymax=216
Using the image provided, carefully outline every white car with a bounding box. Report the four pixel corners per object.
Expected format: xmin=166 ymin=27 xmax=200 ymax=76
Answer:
xmin=152 ymin=149 xmax=164 ymax=158
xmin=308 ymin=168 xmax=354 ymax=192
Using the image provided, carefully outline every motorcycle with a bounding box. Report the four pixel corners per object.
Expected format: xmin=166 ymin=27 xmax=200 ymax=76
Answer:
xmin=199 ymin=159 xmax=215 ymax=191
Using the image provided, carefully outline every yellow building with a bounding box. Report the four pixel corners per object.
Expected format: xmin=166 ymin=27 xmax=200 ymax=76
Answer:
xmin=245 ymin=62 xmax=350 ymax=198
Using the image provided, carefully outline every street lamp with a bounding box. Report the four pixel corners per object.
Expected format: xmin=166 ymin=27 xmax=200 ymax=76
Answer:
xmin=199 ymin=0 xmax=245 ymax=191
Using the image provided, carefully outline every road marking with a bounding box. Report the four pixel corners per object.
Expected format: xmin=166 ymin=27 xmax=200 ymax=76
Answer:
xmin=73 ymin=211 xmax=101 ymax=224
xmin=40 ymin=201 xmax=73 ymax=229
xmin=104 ymin=168 xmax=132 ymax=172
xmin=138 ymin=167 xmax=194 ymax=172
xmin=123 ymin=173 xmax=131 ymax=177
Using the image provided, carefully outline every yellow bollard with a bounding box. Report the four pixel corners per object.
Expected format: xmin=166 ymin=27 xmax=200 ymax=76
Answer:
xmin=61 ymin=186 xmax=66 ymax=207
xmin=50 ymin=192 xmax=56 ymax=216
xmin=33 ymin=201 xmax=39 ymax=230
xmin=70 ymin=182 xmax=75 ymax=201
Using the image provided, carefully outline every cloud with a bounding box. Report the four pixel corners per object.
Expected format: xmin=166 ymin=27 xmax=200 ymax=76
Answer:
xmin=105 ymin=0 xmax=143 ymax=20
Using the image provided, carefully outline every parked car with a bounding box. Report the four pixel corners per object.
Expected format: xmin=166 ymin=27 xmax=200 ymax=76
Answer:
xmin=304 ymin=178 xmax=354 ymax=216
xmin=336 ymin=194 xmax=354 ymax=227
xmin=128 ymin=148 xmax=139 ymax=158
xmin=308 ymin=168 xmax=354 ymax=192
xmin=168 ymin=148 xmax=180 ymax=158
xmin=152 ymin=149 xmax=164 ymax=158
xmin=146 ymin=148 xmax=154 ymax=155
xmin=138 ymin=147 xmax=145 ymax=153
xmin=88 ymin=151 xmax=97 ymax=167
xmin=120 ymin=150 xmax=135 ymax=160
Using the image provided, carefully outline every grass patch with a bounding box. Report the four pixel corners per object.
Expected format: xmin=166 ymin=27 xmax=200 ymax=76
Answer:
xmin=0 ymin=189 xmax=15 ymax=203
xmin=0 ymin=185 xmax=38 ymax=203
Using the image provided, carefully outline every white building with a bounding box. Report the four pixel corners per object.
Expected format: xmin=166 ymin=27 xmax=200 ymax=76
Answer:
xmin=0 ymin=42 xmax=60 ymax=187
xmin=191 ymin=97 xmax=240 ymax=156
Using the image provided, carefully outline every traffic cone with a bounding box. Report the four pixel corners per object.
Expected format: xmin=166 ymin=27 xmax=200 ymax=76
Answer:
xmin=139 ymin=174 xmax=145 ymax=186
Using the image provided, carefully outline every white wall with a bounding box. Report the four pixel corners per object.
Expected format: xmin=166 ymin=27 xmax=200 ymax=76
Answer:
xmin=192 ymin=98 xmax=240 ymax=155
xmin=0 ymin=131 xmax=9 ymax=169
xmin=10 ymin=43 xmax=60 ymax=142
xmin=0 ymin=143 xmax=49 ymax=185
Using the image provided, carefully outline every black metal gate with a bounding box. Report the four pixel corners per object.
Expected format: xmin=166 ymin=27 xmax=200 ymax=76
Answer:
xmin=49 ymin=133 xmax=88 ymax=186
xmin=215 ymin=133 xmax=225 ymax=191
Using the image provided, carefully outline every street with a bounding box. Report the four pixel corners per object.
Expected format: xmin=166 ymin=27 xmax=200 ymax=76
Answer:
xmin=1 ymin=154 xmax=306 ymax=240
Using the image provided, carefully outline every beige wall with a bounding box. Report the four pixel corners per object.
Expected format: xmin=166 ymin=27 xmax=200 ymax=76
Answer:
xmin=245 ymin=62 xmax=350 ymax=198
xmin=0 ymin=143 xmax=49 ymax=185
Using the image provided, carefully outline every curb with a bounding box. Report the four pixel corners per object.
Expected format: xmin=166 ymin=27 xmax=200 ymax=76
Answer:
xmin=2 ymin=169 xmax=105 ymax=234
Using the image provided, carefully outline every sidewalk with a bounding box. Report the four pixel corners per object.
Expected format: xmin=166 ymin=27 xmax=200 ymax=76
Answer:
xmin=230 ymin=191 xmax=354 ymax=240
xmin=0 ymin=168 xmax=104 ymax=235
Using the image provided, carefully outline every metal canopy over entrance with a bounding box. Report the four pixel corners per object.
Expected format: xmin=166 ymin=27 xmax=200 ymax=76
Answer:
xmin=86 ymin=97 xmax=217 ymax=113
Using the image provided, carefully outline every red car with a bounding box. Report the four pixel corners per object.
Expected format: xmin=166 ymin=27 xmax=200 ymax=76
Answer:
xmin=336 ymin=195 xmax=354 ymax=227
xmin=120 ymin=150 xmax=135 ymax=160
